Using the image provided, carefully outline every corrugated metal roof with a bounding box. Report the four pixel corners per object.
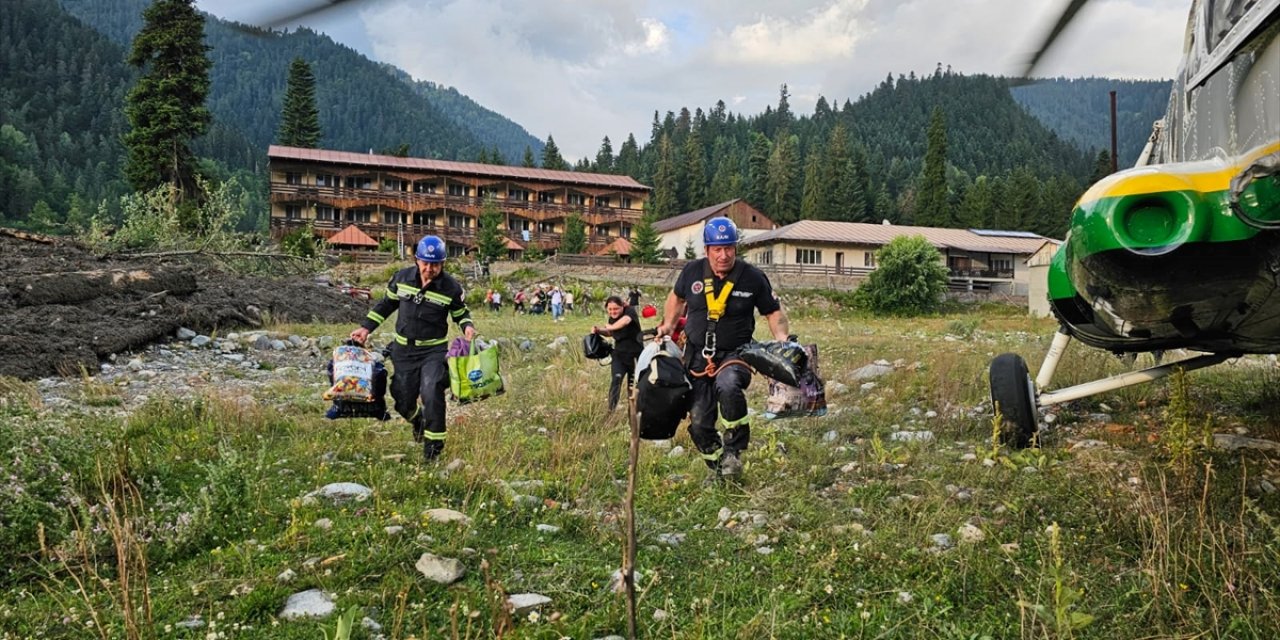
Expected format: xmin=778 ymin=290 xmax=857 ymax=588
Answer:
xmin=268 ymin=145 xmax=651 ymax=191
xmin=741 ymin=220 xmax=1056 ymax=254
xmin=653 ymin=199 xmax=739 ymax=233
xmin=327 ymin=224 xmax=378 ymax=247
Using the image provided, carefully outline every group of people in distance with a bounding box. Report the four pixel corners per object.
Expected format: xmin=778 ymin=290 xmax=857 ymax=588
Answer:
xmin=502 ymin=284 xmax=578 ymax=320
xmin=349 ymin=216 xmax=790 ymax=482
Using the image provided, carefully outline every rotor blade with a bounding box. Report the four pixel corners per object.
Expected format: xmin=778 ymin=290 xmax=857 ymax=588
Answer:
xmin=257 ymin=0 xmax=360 ymax=28
xmin=1018 ymin=0 xmax=1092 ymax=79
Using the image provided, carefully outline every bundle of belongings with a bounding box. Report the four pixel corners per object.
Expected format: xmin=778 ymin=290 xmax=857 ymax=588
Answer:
xmin=735 ymin=340 xmax=809 ymax=387
xmin=323 ymin=341 xmax=391 ymax=420
xmin=759 ymin=342 xmax=827 ymax=419
xmin=447 ymin=337 xmax=505 ymax=403
xmin=582 ymin=333 xmax=613 ymax=361
xmin=632 ymin=338 xmax=692 ymax=440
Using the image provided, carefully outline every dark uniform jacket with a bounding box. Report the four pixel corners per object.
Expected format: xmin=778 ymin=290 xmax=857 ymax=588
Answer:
xmin=673 ymin=258 xmax=780 ymax=354
xmin=360 ymin=267 xmax=473 ymax=346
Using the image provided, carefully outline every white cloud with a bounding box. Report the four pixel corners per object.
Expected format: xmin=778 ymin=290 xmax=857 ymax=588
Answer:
xmin=711 ymin=0 xmax=868 ymax=66
xmin=199 ymin=0 xmax=1190 ymax=160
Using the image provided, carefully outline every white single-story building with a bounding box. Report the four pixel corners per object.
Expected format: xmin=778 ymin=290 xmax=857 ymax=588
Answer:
xmin=654 ymin=199 xmax=777 ymax=259
xmin=740 ymin=220 xmax=1059 ymax=297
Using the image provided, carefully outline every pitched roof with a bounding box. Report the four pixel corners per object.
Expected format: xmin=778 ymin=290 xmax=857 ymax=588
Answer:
xmin=595 ymin=236 xmax=632 ymax=256
xmin=653 ymin=199 xmax=739 ymax=233
xmin=269 ymin=145 xmax=650 ymax=191
xmin=327 ymin=224 xmax=378 ymax=247
xmin=741 ymin=220 xmax=1055 ymax=254
xmin=504 ymin=237 xmax=524 ymax=251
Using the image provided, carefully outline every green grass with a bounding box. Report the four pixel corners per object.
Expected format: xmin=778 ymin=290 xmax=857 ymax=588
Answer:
xmin=2 ymin=299 xmax=1279 ymax=639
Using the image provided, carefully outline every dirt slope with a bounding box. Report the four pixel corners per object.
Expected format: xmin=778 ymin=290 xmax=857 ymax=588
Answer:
xmin=0 ymin=230 xmax=367 ymax=380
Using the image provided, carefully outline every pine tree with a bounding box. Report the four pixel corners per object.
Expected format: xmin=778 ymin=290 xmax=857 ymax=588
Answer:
xmin=277 ymin=57 xmax=321 ymax=148
xmin=595 ymin=136 xmax=614 ymax=173
xmin=916 ymin=106 xmax=949 ymax=227
xmin=521 ymin=145 xmax=536 ymax=167
xmin=561 ymin=213 xmax=586 ymax=254
xmin=541 ymin=135 xmax=567 ymax=170
xmin=681 ymin=128 xmax=707 ymax=209
xmin=630 ymin=212 xmax=662 ymax=264
xmin=799 ymin=149 xmax=824 ymax=220
xmin=1089 ymin=149 xmax=1112 ymax=185
xmin=616 ymin=134 xmax=641 ymax=177
xmin=123 ymin=0 xmax=212 ymax=206
xmin=957 ymin=175 xmax=994 ymax=228
xmin=475 ymin=197 xmax=506 ymax=264
xmin=746 ymin=132 xmax=772 ymax=211
xmin=765 ymin=134 xmax=800 ymax=224
xmin=650 ymin=134 xmax=678 ymax=218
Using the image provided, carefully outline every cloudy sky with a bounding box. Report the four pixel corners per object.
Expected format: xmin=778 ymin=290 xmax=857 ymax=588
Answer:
xmin=196 ymin=0 xmax=1188 ymax=159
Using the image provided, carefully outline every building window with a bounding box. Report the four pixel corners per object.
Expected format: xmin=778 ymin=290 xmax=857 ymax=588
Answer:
xmin=538 ymin=221 xmax=556 ymax=233
xmin=414 ymin=181 xmax=437 ymax=194
xmin=316 ymin=174 xmax=336 ymax=187
xmin=567 ymin=193 xmax=585 ymax=206
xmin=595 ymin=225 xmax=608 ymax=236
xmin=345 ymin=209 xmax=372 ymax=223
xmin=384 ymin=210 xmax=408 ymax=224
xmin=284 ymin=205 xmax=302 ymax=219
xmin=508 ymin=189 xmax=530 ymax=201
xmin=447 ymin=244 xmax=466 ymax=258
xmin=285 ymin=172 xmax=302 ymax=185
xmin=316 ymin=206 xmax=336 ymax=221
xmin=383 ymin=179 xmax=407 ymax=192
xmin=344 ymin=176 xmax=372 ymax=189
xmin=757 ymin=250 xmax=773 ymax=265
xmin=596 ymin=197 xmax=611 ymax=208
xmin=448 ymin=184 xmax=467 ymax=197
xmin=412 ymin=212 xmax=435 ymax=226
xmin=448 ymin=213 xmax=472 ymax=228
xmin=508 ymin=217 xmax=531 ymax=232
xmin=620 ymin=224 xmax=631 ymax=239
xmin=864 ymin=252 xmax=876 ymax=267
xmin=992 ymin=258 xmax=1013 ymax=272
xmin=796 ymin=248 xmax=822 ymax=265
xmin=621 ymin=197 xmax=632 ymax=209
xmin=538 ymin=192 xmax=556 ymax=203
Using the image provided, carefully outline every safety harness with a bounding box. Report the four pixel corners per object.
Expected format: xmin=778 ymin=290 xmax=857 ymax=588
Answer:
xmin=691 ymin=260 xmax=751 ymax=379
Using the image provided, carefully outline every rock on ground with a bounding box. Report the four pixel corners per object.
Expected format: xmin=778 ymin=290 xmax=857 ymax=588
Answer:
xmin=280 ymin=589 xmax=336 ymax=620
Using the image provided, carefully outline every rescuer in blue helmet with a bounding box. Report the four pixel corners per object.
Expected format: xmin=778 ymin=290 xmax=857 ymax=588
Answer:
xmin=351 ymin=235 xmax=476 ymax=462
xmin=655 ymin=215 xmax=792 ymax=483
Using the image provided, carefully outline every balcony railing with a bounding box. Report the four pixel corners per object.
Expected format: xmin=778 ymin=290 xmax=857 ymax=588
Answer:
xmin=948 ymin=268 xmax=1015 ymax=280
xmin=270 ymin=218 xmax=618 ymax=251
xmin=269 ymin=182 xmax=644 ymax=223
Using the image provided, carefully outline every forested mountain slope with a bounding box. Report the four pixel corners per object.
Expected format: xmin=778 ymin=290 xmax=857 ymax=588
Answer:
xmin=1011 ymin=77 xmax=1171 ymax=167
xmin=57 ymin=0 xmax=542 ymax=163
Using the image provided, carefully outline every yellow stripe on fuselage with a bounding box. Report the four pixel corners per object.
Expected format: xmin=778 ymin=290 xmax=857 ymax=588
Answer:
xmin=1078 ymin=140 xmax=1280 ymax=206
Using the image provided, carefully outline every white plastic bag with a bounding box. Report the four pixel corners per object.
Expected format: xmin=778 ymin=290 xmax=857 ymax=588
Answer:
xmin=634 ymin=337 xmax=683 ymax=379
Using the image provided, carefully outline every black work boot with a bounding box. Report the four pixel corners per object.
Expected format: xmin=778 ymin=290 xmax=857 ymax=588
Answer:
xmin=422 ymin=439 xmax=444 ymax=463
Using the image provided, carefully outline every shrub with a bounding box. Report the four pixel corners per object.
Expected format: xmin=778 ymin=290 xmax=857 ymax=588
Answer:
xmin=854 ymin=235 xmax=949 ymax=315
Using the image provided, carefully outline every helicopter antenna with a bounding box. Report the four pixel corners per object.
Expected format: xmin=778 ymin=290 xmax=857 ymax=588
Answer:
xmin=1017 ymin=0 xmax=1091 ymax=80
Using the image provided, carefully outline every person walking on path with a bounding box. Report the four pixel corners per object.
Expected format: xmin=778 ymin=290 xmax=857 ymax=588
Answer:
xmin=593 ymin=295 xmax=643 ymax=412
xmin=655 ymin=217 xmax=790 ymax=482
xmin=628 ymin=287 xmax=642 ymax=308
xmin=350 ymin=235 xmax=477 ymax=462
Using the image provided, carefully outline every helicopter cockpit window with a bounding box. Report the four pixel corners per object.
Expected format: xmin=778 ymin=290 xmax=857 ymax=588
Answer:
xmin=1205 ymin=0 xmax=1252 ymax=51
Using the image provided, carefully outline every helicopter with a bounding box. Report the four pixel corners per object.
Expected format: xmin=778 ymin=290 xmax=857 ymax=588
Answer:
xmin=990 ymin=0 xmax=1280 ymax=447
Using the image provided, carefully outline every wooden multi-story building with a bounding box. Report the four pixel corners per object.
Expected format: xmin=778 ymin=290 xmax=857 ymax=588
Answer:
xmin=267 ymin=145 xmax=651 ymax=257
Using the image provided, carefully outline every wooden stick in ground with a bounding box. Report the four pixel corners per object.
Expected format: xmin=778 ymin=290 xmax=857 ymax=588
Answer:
xmin=624 ymin=389 xmax=640 ymax=640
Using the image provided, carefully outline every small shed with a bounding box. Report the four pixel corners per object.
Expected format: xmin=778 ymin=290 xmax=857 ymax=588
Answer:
xmin=326 ymin=224 xmax=378 ymax=249
xmin=595 ymin=237 xmax=632 ymax=259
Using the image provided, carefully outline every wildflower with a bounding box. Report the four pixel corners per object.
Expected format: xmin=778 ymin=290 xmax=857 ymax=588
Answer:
xmin=824 ymin=584 xmax=834 ymax=594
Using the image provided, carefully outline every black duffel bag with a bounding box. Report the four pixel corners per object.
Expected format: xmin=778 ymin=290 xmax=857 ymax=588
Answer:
xmin=736 ymin=340 xmax=808 ymax=388
xmin=633 ymin=345 xmax=692 ymax=440
xmin=582 ymin=333 xmax=613 ymax=360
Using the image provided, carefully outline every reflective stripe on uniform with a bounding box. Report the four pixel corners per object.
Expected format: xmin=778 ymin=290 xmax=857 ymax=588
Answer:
xmin=422 ymin=430 xmax=447 ymax=441
xmin=393 ymin=333 xmax=449 ymax=346
xmin=718 ymin=413 xmax=750 ymax=429
xmin=424 ymin=291 xmax=453 ymax=305
xmin=366 ymin=311 xmax=386 ymax=324
xmin=397 ymin=283 xmax=421 ymax=296
xmin=386 ymin=288 xmax=400 ymax=300
xmin=700 ymin=448 xmax=723 ymax=462
xmin=450 ymin=307 xmax=468 ymax=318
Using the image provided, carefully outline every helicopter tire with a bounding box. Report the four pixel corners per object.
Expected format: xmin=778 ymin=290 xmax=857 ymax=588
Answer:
xmin=989 ymin=353 xmax=1038 ymax=448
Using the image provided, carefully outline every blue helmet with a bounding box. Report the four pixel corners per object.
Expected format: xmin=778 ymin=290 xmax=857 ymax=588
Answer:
xmin=414 ymin=235 xmax=447 ymax=263
xmin=703 ymin=216 xmax=739 ymax=246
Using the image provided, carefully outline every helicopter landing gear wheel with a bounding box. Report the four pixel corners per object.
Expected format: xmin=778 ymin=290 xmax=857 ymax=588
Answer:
xmin=989 ymin=353 xmax=1039 ymax=448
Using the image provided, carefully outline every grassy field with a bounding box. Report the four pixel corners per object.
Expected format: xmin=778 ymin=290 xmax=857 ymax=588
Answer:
xmin=2 ymin=287 xmax=1279 ymax=639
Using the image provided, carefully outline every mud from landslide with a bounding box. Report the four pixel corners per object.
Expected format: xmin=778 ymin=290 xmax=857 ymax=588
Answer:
xmin=0 ymin=232 xmax=367 ymax=380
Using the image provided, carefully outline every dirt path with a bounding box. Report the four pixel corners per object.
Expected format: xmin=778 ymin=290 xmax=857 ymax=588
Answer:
xmin=0 ymin=231 xmax=368 ymax=380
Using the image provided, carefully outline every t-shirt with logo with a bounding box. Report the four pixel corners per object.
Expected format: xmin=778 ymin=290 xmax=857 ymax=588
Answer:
xmin=672 ymin=258 xmax=780 ymax=354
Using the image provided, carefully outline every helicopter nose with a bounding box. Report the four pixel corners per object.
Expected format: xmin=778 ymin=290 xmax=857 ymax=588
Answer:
xmin=1085 ymin=171 xmax=1210 ymax=257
